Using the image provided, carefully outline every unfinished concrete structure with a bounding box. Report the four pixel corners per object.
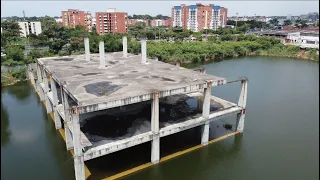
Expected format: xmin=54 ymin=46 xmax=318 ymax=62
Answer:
xmin=28 ymin=37 xmax=248 ymax=180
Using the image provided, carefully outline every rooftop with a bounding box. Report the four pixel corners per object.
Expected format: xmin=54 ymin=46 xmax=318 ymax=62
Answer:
xmin=38 ymin=52 xmax=226 ymax=112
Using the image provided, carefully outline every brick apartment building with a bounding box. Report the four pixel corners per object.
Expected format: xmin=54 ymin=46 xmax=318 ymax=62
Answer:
xmin=151 ymin=19 xmax=172 ymax=27
xmin=128 ymin=19 xmax=149 ymax=26
xmin=95 ymin=8 xmax=128 ymax=35
xmin=172 ymin=3 xmax=228 ymax=32
xmin=62 ymin=9 xmax=93 ymax=31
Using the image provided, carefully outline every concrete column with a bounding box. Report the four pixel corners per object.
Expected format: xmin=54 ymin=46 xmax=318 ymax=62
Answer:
xmin=43 ymin=70 xmax=52 ymax=114
xmin=65 ymin=122 xmax=74 ymax=150
xmin=84 ymin=37 xmax=90 ymax=61
xmin=71 ymin=108 xmax=85 ymax=180
xmin=141 ymin=40 xmax=147 ymax=64
xmin=62 ymin=89 xmax=73 ymax=150
xmin=197 ymin=97 xmax=203 ymax=112
xmin=122 ymin=36 xmax=127 ymax=58
xmin=51 ymin=77 xmax=62 ymax=129
xmin=36 ymin=64 xmax=42 ymax=92
xmin=236 ymin=80 xmax=248 ymax=132
xmin=151 ymin=92 xmax=160 ymax=164
xmin=99 ymin=41 xmax=105 ymax=68
xmin=29 ymin=66 xmax=36 ymax=86
xmin=201 ymin=83 xmax=212 ymax=145
xmin=43 ymin=70 xmax=49 ymax=93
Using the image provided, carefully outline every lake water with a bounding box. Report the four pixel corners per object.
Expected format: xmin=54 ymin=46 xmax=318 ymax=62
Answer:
xmin=1 ymin=56 xmax=319 ymax=180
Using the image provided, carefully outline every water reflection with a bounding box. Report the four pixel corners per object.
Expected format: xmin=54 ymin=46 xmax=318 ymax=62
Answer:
xmin=1 ymin=93 xmax=11 ymax=147
xmin=6 ymin=81 xmax=31 ymax=101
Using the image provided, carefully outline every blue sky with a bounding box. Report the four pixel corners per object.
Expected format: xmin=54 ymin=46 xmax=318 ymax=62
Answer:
xmin=1 ymin=1 xmax=319 ymax=17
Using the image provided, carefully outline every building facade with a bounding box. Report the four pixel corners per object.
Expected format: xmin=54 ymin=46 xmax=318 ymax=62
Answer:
xmin=18 ymin=21 xmax=42 ymax=37
xmin=128 ymin=19 xmax=148 ymax=26
xmin=171 ymin=3 xmax=228 ymax=32
xmin=96 ymin=9 xmax=128 ymax=35
xmin=150 ymin=19 xmax=172 ymax=27
xmin=62 ymin=9 xmax=92 ymax=31
xmin=286 ymin=32 xmax=319 ymax=49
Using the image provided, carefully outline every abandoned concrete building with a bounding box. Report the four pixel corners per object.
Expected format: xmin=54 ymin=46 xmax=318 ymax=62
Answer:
xmin=27 ymin=36 xmax=248 ymax=180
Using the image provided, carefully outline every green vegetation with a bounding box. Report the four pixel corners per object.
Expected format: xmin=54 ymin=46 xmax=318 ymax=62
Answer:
xmin=1 ymin=68 xmax=26 ymax=86
xmin=1 ymin=16 xmax=318 ymax=85
xmin=145 ymin=35 xmax=319 ymax=64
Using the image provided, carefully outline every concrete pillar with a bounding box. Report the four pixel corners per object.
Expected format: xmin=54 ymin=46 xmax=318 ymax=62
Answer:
xmin=197 ymin=97 xmax=203 ymax=112
xmin=99 ymin=41 xmax=105 ymax=68
xmin=201 ymin=83 xmax=212 ymax=145
xmin=43 ymin=70 xmax=49 ymax=93
xmin=151 ymin=92 xmax=160 ymax=164
xmin=122 ymin=36 xmax=127 ymax=58
xmin=62 ymin=89 xmax=73 ymax=150
xmin=65 ymin=122 xmax=74 ymax=150
xmin=29 ymin=66 xmax=36 ymax=86
xmin=36 ymin=64 xmax=42 ymax=92
xmin=45 ymin=94 xmax=53 ymax=114
xmin=43 ymin=70 xmax=52 ymax=114
xmin=71 ymin=108 xmax=85 ymax=180
xmin=236 ymin=80 xmax=248 ymax=132
xmin=141 ymin=40 xmax=147 ymax=64
xmin=84 ymin=37 xmax=90 ymax=61
xmin=51 ymin=77 xmax=62 ymax=129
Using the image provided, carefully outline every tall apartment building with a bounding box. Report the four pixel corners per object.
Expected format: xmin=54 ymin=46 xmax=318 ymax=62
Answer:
xmin=18 ymin=21 xmax=42 ymax=37
xmin=172 ymin=3 xmax=228 ymax=32
xmin=95 ymin=9 xmax=128 ymax=35
xmin=62 ymin=9 xmax=92 ymax=31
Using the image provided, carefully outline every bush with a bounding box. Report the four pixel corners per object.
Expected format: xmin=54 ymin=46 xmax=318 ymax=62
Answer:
xmin=11 ymin=68 xmax=26 ymax=80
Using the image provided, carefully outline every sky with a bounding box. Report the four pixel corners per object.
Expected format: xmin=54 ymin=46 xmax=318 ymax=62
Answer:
xmin=1 ymin=1 xmax=319 ymax=18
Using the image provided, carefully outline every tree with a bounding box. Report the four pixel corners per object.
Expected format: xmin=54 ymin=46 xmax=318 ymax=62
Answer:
xmin=295 ymin=18 xmax=308 ymax=28
xmin=283 ymin=20 xmax=292 ymax=26
xmin=5 ymin=45 xmax=25 ymax=62
xmin=269 ymin=18 xmax=279 ymax=26
xmin=155 ymin=14 xmax=163 ymax=19
xmin=1 ymin=21 xmax=22 ymax=45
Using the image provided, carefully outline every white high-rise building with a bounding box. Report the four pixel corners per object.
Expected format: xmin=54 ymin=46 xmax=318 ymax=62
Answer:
xmin=18 ymin=21 xmax=42 ymax=37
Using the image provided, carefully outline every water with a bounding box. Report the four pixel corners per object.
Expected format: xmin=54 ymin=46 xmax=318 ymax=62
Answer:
xmin=1 ymin=56 xmax=319 ymax=180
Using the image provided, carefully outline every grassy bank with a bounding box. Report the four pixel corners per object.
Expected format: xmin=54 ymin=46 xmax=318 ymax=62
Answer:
xmin=1 ymin=68 xmax=26 ymax=86
xmin=143 ymin=37 xmax=319 ymax=64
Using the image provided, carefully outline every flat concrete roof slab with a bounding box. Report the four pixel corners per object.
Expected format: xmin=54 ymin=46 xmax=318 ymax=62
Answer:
xmin=38 ymin=52 xmax=226 ymax=108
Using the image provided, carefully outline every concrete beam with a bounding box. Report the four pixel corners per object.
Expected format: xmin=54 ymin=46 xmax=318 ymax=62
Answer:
xmin=77 ymin=84 xmax=206 ymax=114
xmin=83 ymin=131 xmax=153 ymax=161
xmin=236 ymin=80 xmax=248 ymax=132
xmin=159 ymin=106 xmax=242 ymax=138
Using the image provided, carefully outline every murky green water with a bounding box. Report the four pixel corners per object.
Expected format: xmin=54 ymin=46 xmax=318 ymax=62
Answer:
xmin=1 ymin=56 xmax=319 ymax=180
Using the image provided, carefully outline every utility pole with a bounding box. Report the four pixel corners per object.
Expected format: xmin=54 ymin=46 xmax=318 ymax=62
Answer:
xmin=235 ymin=12 xmax=239 ymax=30
xmin=23 ymin=10 xmax=30 ymax=48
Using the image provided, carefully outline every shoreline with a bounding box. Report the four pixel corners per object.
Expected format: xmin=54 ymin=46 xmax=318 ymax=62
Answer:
xmin=1 ymin=53 xmax=318 ymax=87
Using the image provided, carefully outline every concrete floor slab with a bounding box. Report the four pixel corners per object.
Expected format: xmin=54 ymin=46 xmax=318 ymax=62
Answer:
xmin=38 ymin=52 xmax=226 ymax=109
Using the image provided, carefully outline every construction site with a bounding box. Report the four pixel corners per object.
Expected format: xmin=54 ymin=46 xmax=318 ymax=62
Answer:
xmin=26 ymin=37 xmax=248 ymax=180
